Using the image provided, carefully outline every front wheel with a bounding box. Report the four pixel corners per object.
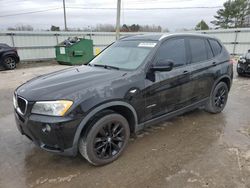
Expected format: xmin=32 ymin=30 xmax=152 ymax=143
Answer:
xmin=79 ymin=111 xmax=130 ymax=166
xmin=205 ymin=82 xmax=229 ymax=114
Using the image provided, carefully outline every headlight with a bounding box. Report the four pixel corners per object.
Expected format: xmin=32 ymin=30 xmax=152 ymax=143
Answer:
xmin=31 ymin=100 xmax=73 ymax=116
xmin=13 ymin=94 xmax=17 ymax=109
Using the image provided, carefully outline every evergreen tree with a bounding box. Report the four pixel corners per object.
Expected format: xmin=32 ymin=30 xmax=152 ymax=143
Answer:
xmin=195 ymin=20 xmax=209 ymax=30
xmin=211 ymin=0 xmax=250 ymax=28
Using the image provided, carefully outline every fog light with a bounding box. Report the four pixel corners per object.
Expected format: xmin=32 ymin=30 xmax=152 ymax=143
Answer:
xmin=42 ymin=124 xmax=51 ymax=133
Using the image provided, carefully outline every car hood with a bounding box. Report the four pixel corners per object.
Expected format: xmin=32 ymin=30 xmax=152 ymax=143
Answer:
xmin=16 ymin=65 xmax=128 ymax=101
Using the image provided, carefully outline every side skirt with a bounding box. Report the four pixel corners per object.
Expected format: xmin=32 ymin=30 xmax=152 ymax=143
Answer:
xmin=135 ymin=98 xmax=209 ymax=132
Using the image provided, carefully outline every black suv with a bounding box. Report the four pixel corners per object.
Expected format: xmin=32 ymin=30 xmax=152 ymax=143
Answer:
xmin=0 ymin=43 xmax=20 ymax=70
xmin=14 ymin=34 xmax=233 ymax=165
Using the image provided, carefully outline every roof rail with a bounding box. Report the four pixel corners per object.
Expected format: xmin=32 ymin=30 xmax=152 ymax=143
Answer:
xmin=119 ymin=34 xmax=143 ymax=40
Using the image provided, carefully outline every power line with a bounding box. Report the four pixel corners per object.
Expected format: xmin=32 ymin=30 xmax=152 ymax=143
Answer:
xmin=0 ymin=5 xmax=60 ymax=14
xmin=66 ymin=6 xmax=223 ymax=10
xmin=123 ymin=0 xmax=196 ymax=4
xmin=0 ymin=6 xmax=223 ymax=18
xmin=0 ymin=7 xmax=61 ymax=17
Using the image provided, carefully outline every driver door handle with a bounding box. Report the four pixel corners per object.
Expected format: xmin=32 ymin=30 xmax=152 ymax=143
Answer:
xmin=183 ymin=70 xmax=189 ymax=75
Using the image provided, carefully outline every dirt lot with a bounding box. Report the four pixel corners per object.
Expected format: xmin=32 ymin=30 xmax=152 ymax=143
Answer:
xmin=0 ymin=63 xmax=250 ymax=188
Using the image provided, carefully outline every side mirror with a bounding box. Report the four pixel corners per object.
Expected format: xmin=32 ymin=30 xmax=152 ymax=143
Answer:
xmin=151 ymin=60 xmax=174 ymax=72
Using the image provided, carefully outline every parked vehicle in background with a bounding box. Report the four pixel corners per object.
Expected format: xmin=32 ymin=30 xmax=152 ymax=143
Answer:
xmin=14 ymin=34 xmax=233 ymax=166
xmin=0 ymin=43 xmax=20 ymax=70
xmin=237 ymin=49 xmax=250 ymax=76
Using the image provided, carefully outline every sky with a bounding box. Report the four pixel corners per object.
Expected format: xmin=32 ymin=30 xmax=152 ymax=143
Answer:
xmin=0 ymin=0 xmax=227 ymax=31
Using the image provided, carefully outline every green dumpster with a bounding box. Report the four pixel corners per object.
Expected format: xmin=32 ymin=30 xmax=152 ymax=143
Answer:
xmin=55 ymin=38 xmax=94 ymax=65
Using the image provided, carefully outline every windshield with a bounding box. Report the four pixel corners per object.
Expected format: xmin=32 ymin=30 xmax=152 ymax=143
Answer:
xmin=89 ymin=40 xmax=157 ymax=70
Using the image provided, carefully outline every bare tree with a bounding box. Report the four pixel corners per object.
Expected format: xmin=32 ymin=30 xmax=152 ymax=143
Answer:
xmin=8 ymin=24 xmax=34 ymax=31
xmin=94 ymin=24 xmax=115 ymax=32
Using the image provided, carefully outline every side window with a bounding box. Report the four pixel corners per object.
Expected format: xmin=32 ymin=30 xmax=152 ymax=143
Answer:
xmin=156 ymin=38 xmax=187 ymax=67
xmin=209 ymin=39 xmax=222 ymax=56
xmin=205 ymin=39 xmax=214 ymax=59
xmin=189 ymin=38 xmax=207 ymax=63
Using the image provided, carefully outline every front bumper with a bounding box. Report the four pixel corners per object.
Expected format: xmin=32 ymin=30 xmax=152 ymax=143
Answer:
xmin=237 ymin=62 xmax=250 ymax=74
xmin=14 ymin=109 xmax=82 ymax=156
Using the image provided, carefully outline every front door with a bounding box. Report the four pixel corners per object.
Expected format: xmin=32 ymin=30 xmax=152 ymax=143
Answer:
xmin=143 ymin=37 xmax=191 ymax=122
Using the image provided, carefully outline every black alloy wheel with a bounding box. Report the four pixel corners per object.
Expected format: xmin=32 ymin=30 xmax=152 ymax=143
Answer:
xmin=79 ymin=111 xmax=130 ymax=166
xmin=94 ymin=121 xmax=125 ymax=159
xmin=3 ymin=56 xmax=16 ymax=70
xmin=205 ymin=82 xmax=228 ymax=114
xmin=214 ymin=86 xmax=227 ymax=108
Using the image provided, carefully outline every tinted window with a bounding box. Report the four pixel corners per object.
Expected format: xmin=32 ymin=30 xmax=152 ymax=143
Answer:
xmin=209 ymin=39 xmax=222 ymax=56
xmin=205 ymin=40 xmax=213 ymax=59
xmin=156 ymin=38 xmax=187 ymax=67
xmin=189 ymin=38 xmax=207 ymax=63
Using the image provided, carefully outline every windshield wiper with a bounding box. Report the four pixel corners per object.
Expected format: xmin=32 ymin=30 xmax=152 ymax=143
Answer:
xmin=91 ymin=64 xmax=120 ymax=70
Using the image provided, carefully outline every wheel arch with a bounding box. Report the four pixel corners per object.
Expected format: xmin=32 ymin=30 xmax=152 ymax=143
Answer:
xmin=211 ymin=75 xmax=231 ymax=94
xmin=1 ymin=52 xmax=19 ymax=61
xmin=220 ymin=76 xmax=231 ymax=91
xmin=71 ymin=101 xmax=138 ymax=155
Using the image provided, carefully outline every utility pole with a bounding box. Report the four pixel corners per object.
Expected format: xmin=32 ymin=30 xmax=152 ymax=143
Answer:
xmin=63 ymin=0 xmax=67 ymax=31
xmin=116 ymin=0 xmax=121 ymax=40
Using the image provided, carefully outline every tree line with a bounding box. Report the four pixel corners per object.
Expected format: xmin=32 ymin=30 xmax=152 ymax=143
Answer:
xmin=7 ymin=24 xmax=163 ymax=32
xmin=6 ymin=0 xmax=250 ymax=32
xmin=50 ymin=24 xmax=163 ymax=32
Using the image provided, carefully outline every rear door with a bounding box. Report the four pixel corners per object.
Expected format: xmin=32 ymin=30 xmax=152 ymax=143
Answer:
xmin=187 ymin=37 xmax=216 ymax=102
xmin=143 ymin=37 xmax=192 ymax=122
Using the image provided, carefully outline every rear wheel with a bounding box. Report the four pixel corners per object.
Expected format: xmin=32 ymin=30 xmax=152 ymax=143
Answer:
xmin=2 ymin=56 xmax=16 ymax=70
xmin=79 ymin=111 xmax=130 ymax=166
xmin=205 ymin=82 xmax=228 ymax=114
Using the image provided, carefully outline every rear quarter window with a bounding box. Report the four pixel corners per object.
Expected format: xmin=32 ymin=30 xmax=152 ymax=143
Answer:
xmin=209 ymin=39 xmax=222 ymax=56
xmin=205 ymin=40 xmax=214 ymax=59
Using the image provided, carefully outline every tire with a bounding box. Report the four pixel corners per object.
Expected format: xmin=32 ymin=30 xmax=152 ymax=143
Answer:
xmin=205 ymin=82 xmax=228 ymax=114
xmin=2 ymin=56 xmax=16 ymax=70
xmin=79 ymin=111 xmax=130 ymax=166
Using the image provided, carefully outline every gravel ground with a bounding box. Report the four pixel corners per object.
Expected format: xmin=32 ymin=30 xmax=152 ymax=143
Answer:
xmin=0 ymin=62 xmax=249 ymax=188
